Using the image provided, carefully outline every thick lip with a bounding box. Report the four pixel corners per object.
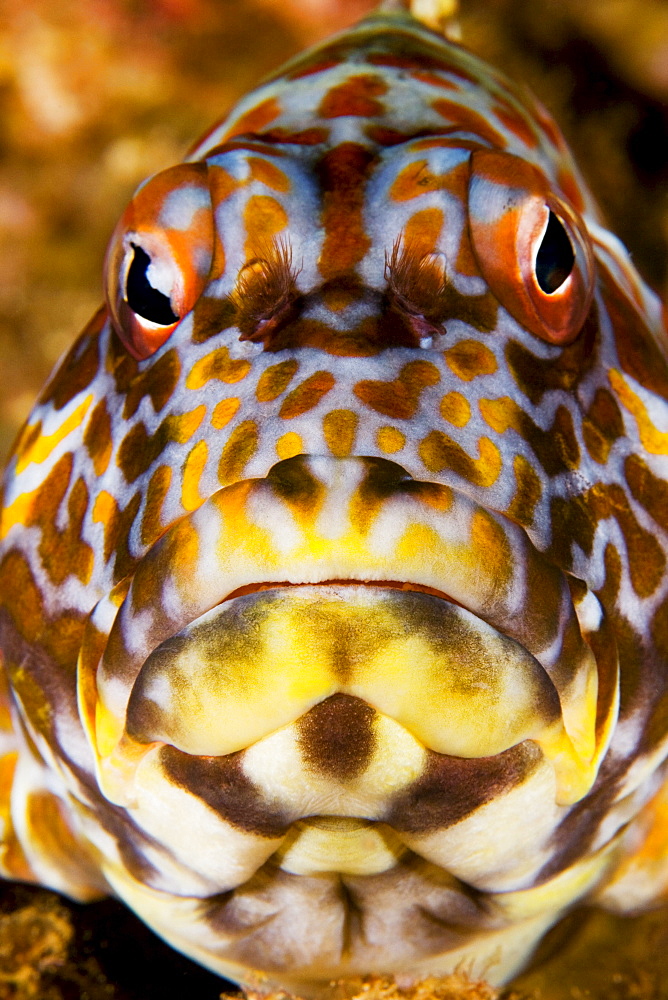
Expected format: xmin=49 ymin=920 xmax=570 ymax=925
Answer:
xmin=77 ymin=455 xmax=619 ymax=809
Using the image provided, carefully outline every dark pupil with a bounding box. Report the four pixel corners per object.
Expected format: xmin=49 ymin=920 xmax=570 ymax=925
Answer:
xmin=535 ymin=211 xmax=575 ymax=294
xmin=125 ymin=244 xmax=179 ymax=325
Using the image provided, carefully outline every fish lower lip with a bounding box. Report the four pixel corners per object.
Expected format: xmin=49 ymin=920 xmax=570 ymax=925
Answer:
xmin=221 ymin=578 xmax=463 ymax=605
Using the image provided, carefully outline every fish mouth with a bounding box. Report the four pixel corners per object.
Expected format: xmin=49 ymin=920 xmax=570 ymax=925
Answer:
xmin=77 ymin=455 xmax=619 ymax=849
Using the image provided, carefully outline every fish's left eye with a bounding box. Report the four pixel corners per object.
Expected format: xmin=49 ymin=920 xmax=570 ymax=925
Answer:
xmin=535 ymin=211 xmax=575 ymax=294
xmin=468 ymin=149 xmax=595 ymax=345
xmin=105 ymin=162 xmax=213 ymax=360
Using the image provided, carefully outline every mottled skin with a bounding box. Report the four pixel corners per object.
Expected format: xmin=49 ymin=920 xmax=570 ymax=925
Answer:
xmin=1 ymin=3 xmax=668 ymax=995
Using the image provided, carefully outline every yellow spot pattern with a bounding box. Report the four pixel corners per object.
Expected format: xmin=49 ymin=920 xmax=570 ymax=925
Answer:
xmin=609 ymin=369 xmax=668 ymax=455
xmin=276 ymin=432 xmax=304 ymax=460
xmin=419 ymin=431 xmax=502 ymax=487
xmin=15 ymin=395 xmax=93 ymax=475
xmin=181 ymin=441 xmax=208 ymax=511
xmin=186 ymin=347 xmax=251 ymax=390
xmin=376 ymin=426 xmax=405 ymax=454
xmin=211 ymin=397 xmax=241 ymax=429
xmin=440 ymin=391 xmax=471 ymax=427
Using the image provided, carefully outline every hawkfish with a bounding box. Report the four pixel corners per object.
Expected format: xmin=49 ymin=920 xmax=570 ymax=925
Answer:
xmin=1 ymin=0 xmax=667 ymax=994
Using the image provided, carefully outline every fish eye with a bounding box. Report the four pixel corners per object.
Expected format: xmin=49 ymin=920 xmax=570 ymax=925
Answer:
xmin=105 ymin=162 xmax=213 ymax=360
xmin=535 ymin=211 xmax=575 ymax=294
xmin=468 ymin=149 xmax=595 ymax=345
xmin=125 ymin=244 xmax=179 ymax=326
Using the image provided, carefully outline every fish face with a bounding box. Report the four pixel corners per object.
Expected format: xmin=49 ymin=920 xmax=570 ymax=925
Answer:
xmin=1 ymin=7 xmax=668 ymax=994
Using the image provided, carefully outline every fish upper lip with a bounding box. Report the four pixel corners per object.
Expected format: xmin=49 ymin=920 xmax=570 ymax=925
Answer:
xmin=77 ymin=455 xmax=618 ymax=810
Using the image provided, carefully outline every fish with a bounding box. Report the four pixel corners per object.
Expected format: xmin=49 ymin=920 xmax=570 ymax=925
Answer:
xmin=1 ymin=0 xmax=667 ymax=994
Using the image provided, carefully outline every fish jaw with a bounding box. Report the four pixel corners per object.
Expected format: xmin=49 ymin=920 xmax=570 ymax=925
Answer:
xmin=70 ymin=452 xmax=620 ymax=970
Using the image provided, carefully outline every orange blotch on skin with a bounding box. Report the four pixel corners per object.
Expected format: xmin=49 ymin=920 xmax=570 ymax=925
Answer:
xmin=181 ymin=440 xmax=209 ymax=512
xmin=403 ymin=207 xmax=444 ymax=256
xmin=276 ymin=432 xmax=303 ymax=460
xmin=445 ymin=339 xmax=497 ymax=381
xmin=218 ymin=420 xmax=258 ymax=485
xmin=2 ymin=454 xmax=94 ymax=586
xmin=186 ymin=347 xmax=251 ymax=390
xmin=390 ymin=157 xmax=468 ymax=203
xmin=318 ymin=74 xmax=388 ymax=119
xmin=419 ymin=431 xmax=502 ymax=487
xmin=279 ymin=371 xmax=336 ymax=419
xmin=212 ymin=397 xmax=241 ymax=429
xmin=248 ymin=157 xmax=291 ymax=192
xmin=440 ymin=391 xmax=471 ymax=427
xmin=354 ymin=361 xmax=440 ymax=420
xmin=411 ymin=69 xmax=458 ymax=89
xmin=224 ymin=96 xmax=282 ymax=140
xmin=432 ymin=98 xmax=506 ymax=148
xmin=479 ymin=396 xmax=520 ymax=434
xmin=256 ymin=360 xmax=300 ymax=402
xmin=316 ymin=143 xmax=376 ymax=282
xmin=323 ymin=410 xmax=358 ymax=458
xmin=244 ymin=194 xmax=288 ymax=257
xmin=491 ymin=102 xmax=539 ymax=148
xmin=587 ymin=482 xmax=665 ymax=599
xmin=376 ymin=426 xmax=405 ymax=454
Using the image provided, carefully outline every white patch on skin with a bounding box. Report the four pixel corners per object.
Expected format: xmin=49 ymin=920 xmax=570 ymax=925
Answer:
xmin=160 ymin=186 xmax=211 ymax=231
xmin=574 ymin=588 xmax=604 ymax=633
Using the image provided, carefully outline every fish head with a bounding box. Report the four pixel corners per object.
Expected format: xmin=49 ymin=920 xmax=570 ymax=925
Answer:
xmin=2 ymin=8 xmax=668 ymax=991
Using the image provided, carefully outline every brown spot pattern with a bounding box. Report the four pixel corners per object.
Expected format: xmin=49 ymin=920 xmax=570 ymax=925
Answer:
xmin=123 ymin=349 xmax=181 ymax=419
xmin=279 ymin=371 xmax=336 ymax=419
xmin=444 ymin=340 xmax=497 ymax=381
xmin=83 ymin=400 xmax=112 ymax=476
xmin=217 ymin=420 xmax=259 ymax=485
xmin=256 ymin=360 xmax=300 ymax=402
xmin=387 ymin=741 xmax=542 ymax=833
xmin=354 ymin=361 xmax=440 ymax=419
xmin=298 ymin=694 xmax=376 ymax=782
xmin=117 ymin=407 xmax=206 ymax=484
xmin=583 ymin=388 xmax=624 ymax=464
xmin=160 ymin=746 xmax=289 ymax=838
xmin=140 ymin=465 xmax=172 ymax=548
xmin=39 ymin=309 xmax=103 ymax=411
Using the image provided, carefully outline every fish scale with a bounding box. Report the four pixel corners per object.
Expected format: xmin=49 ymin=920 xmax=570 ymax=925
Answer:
xmin=1 ymin=0 xmax=668 ymax=994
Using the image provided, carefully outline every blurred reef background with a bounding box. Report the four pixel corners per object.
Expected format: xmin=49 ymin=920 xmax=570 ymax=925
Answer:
xmin=0 ymin=0 xmax=667 ymax=996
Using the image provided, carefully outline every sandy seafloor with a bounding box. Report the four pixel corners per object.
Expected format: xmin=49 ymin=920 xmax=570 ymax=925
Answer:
xmin=0 ymin=0 xmax=667 ymax=996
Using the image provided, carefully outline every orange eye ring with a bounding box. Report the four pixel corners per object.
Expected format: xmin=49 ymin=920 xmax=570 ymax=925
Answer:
xmin=468 ymin=149 xmax=595 ymax=345
xmin=105 ymin=162 xmax=213 ymax=360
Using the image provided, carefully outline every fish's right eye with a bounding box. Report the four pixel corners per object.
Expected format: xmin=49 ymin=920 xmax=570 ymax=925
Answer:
xmin=105 ymin=162 xmax=213 ymax=360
